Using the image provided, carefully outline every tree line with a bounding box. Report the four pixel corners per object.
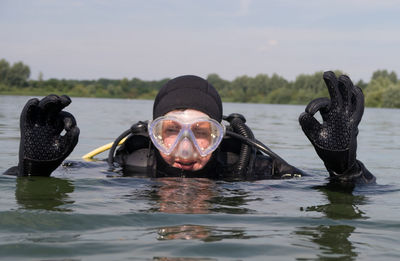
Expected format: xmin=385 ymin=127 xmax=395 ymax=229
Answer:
xmin=1 ymin=58 xmax=399 ymax=108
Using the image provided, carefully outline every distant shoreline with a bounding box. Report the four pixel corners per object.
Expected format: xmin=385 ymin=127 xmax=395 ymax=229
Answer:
xmin=1 ymin=57 xmax=400 ymax=108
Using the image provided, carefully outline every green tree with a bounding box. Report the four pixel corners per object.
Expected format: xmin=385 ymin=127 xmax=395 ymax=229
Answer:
xmin=365 ymin=70 xmax=400 ymax=107
xmin=371 ymin=70 xmax=397 ymax=84
xmin=382 ymin=85 xmax=400 ymax=108
xmin=231 ymin=75 xmax=253 ymax=102
xmin=355 ymin=79 xmax=367 ymax=90
xmin=266 ymin=87 xmax=293 ymax=104
xmin=364 ymin=77 xmax=393 ymax=107
xmin=207 ymin=73 xmax=230 ymax=96
xmin=38 ymin=71 xmax=44 ymax=82
xmin=292 ymin=71 xmax=325 ymax=93
xmin=0 ymin=59 xmax=10 ymax=83
xmin=8 ymin=61 xmax=31 ymax=87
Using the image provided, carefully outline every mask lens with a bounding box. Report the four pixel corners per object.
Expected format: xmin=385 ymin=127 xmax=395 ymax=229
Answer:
xmin=190 ymin=121 xmax=214 ymax=154
xmin=161 ymin=120 xmax=182 ymax=150
xmin=148 ymin=116 xmax=225 ymax=157
xmin=148 ymin=117 xmax=182 ymax=154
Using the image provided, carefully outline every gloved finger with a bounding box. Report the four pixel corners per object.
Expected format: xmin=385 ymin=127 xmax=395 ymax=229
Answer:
xmin=338 ymin=75 xmax=353 ymax=108
xmin=299 ymin=112 xmax=322 ymax=141
xmin=58 ymin=111 xmax=79 ymax=157
xmin=64 ymin=126 xmax=80 ymax=144
xmin=20 ymin=98 xmax=40 ymax=124
xmin=323 ymin=71 xmax=342 ymax=108
xmin=59 ymin=111 xmax=77 ymax=131
xmin=38 ymin=94 xmax=63 ymax=117
xmin=62 ymin=125 xmax=80 ymax=155
xmin=305 ymin=97 xmax=330 ymax=115
xmin=59 ymin=95 xmax=72 ymax=110
xmin=351 ymin=85 xmax=365 ymax=126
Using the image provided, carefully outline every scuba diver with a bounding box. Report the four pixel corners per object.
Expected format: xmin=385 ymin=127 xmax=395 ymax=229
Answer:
xmin=4 ymin=71 xmax=376 ymax=185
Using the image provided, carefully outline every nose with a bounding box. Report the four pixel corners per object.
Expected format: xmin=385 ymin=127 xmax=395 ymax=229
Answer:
xmin=176 ymin=137 xmax=196 ymax=159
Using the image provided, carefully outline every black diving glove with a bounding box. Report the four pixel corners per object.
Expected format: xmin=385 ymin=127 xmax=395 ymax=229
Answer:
xmin=17 ymin=94 xmax=79 ymax=176
xmin=299 ymin=71 xmax=373 ymax=182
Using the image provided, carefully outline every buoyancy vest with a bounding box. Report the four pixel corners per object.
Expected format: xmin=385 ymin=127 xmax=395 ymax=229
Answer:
xmin=113 ymin=123 xmax=305 ymax=180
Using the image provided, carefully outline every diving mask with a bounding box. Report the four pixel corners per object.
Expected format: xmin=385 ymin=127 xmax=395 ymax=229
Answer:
xmin=148 ymin=110 xmax=225 ymax=159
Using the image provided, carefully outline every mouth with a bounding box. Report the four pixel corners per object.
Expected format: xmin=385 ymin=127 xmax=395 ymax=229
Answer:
xmin=174 ymin=160 xmax=196 ymax=171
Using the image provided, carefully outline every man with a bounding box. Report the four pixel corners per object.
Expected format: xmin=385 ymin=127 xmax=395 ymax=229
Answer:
xmin=4 ymin=71 xmax=376 ymax=185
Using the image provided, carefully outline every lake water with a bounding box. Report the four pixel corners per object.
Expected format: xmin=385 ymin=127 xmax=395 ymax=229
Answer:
xmin=1 ymin=95 xmax=400 ymax=261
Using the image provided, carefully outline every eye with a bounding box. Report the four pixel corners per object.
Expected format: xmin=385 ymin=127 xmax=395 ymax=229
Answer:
xmin=163 ymin=122 xmax=181 ymax=136
xmin=192 ymin=127 xmax=211 ymax=138
xmin=165 ymin=127 xmax=179 ymax=135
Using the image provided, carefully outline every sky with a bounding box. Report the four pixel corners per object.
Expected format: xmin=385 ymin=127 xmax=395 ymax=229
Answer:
xmin=1 ymin=0 xmax=400 ymax=82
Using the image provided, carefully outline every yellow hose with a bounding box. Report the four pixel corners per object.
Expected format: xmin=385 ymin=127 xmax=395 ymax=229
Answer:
xmin=82 ymin=137 xmax=127 ymax=160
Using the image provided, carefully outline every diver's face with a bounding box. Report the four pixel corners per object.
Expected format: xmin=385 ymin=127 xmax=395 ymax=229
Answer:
xmin=158 ymin=109 xmax=213 ymax=171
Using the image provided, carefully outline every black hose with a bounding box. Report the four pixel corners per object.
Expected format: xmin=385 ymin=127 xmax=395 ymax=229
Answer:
xmin=107 ymin=121 xmax=148 ymax=169
xmin=224 ymin=113 xmax=255 ymax=177
xmin=107 ymin=129 xmax=131 ymax=169
xmin=225 ymin=130 xmax=286 ymax=163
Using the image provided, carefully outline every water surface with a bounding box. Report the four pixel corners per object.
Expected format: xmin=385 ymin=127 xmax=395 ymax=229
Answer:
xmin=1 ymin=95 xmax=399 ymax=260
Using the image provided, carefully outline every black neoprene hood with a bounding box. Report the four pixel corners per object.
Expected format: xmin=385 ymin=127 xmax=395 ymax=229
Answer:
xmin=152 ymin=75 xmax=223 ymax=122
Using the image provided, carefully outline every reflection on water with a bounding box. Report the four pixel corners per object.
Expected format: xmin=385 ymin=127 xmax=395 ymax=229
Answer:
xmin=146 ymin=178 xmax=257 ymax=215
xmin=296 ymin=186 xmax=368 ymax=261
xmin=122 ymin=177 xmax=261 ymax=243
xmin=15 ymin=177 xmax=74 ymax=212
xmin=306 ymin=186 xmax=367 ymax=220
xmin=207 ymin=187 xmax=258 ymax=214
xmin=157 ymin=225 xmax=250 ymax=242
xmin=11 ymin=173 xmax=372 ymax=259
xmin=153 ymin=257 xmax=217 ymax=261
xmin=297 ymin=225 xmax=356 ymax=261
xmin=147 ymin=178 xmax=253 ymax=241
xmin=149 ymin=178 xmax=217 ymax=214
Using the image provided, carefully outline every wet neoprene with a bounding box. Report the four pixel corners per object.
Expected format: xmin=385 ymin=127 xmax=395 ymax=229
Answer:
xmin=153 ymin=75 xmax=223 ymax=122
xmin=18 ymin=94 xmax=79 ymax=176
xmin=299 ymin=71 xmax=364 ymax=178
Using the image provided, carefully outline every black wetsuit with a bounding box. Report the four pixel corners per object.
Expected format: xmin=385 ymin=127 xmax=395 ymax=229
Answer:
xmin=114 ymin=123 xmax=375 ymax=184
xmin=4 ymin=118 xmax=375 ymax=185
